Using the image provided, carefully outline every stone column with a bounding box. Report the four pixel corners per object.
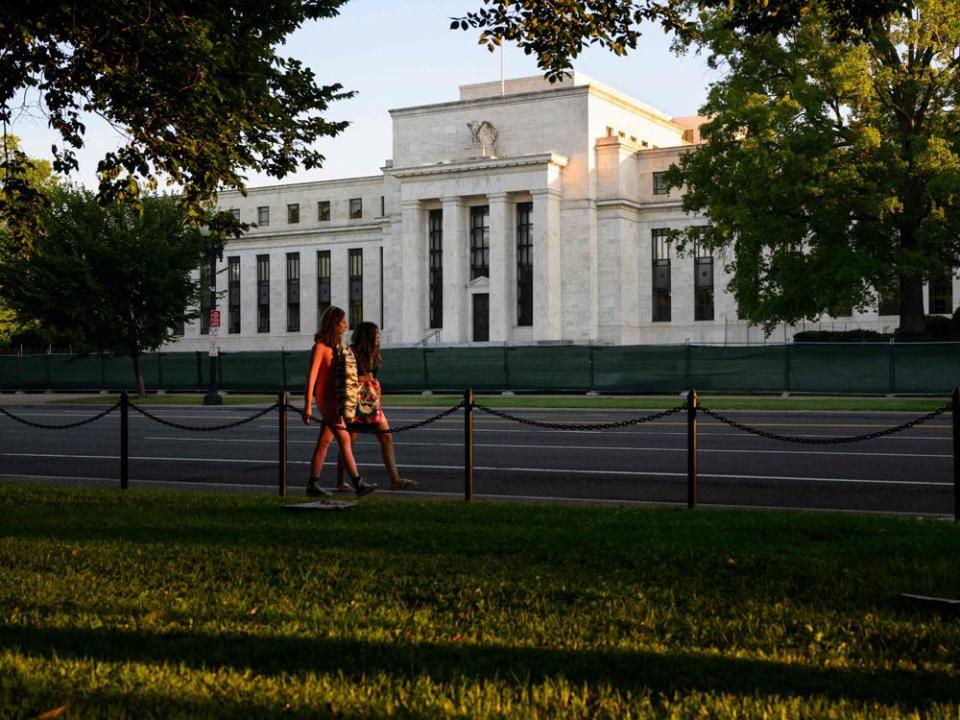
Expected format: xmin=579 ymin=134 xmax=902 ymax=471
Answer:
xmin=441 ymin=196 xmax=467 ymax=343
xmin=487 ymin=192 xmax=511 ymax=342
xmin=400 ymin=200 xmax=426 ymax=344
xmin=531 ymin=189 xmax=562 ymax=341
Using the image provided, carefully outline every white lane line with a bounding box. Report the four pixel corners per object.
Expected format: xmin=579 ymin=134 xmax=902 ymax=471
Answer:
xmin=1 ymin=452 xmax=950 ymax=486
xmin=142 ymin=435 xmax=952 ymax=459
xmin=0 ymin=473 xmax=950 ymax=518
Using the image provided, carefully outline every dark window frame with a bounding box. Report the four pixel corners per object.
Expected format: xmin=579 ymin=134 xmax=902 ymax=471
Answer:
xmin=228 ymin=256 xmax=241 ymax=334
xmin=929 ymin=273 xmax=953 ymax=315
xmin=428 ymin=209 xmax=443 ymax=329
xmin=693 ymin=234 xmax=714 ymax=322
xmin=516 ymin=201 xmax=533 ymax=327
xmin=317 ymin=250 xmax=331 ymax=317
xmin=653 ymin=172 xmax=669 ymax=196
xmin=470 ymin=205 xmax=490 ymax=281
xmin=287 ymin=203 xmax=300 ymax=224
xmin=286 ymin=252 xmax=300 ymax=332
xmin=257 ymin=254 xmax=270 ymax=333
xmin=349 ymin=198 xmax=362 ymax=220
xmin=317 ymin=200 xmax=330 ymax=221
xmin=348 ymin=248 xmax=363 ymax=329
xmin=257 ymin=206 xmax=270 ymax=226
xmin=652 ymin=228 xmax=671 ymax=323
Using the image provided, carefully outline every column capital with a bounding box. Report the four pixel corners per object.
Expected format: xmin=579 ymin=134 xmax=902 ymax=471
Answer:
xmin=440 ymin=196 xmax=467 ymax=207
xmin=529 ymin=188 xmax=562 ymax=199
xmin=400 ymin=199 xmax=422 ymax=211
xmin=486 ymin=192 xmax=511 ymax=203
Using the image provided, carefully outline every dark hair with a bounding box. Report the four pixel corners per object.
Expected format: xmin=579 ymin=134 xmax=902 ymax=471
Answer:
xmin=351 ymin=321 xmax=382 ymax=375
xmin=315 ymin=306 xmax=346 ymax=346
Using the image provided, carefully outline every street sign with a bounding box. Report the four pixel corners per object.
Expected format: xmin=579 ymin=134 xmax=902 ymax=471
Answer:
xmin=210 ymin=309 xmax=221 ymax=328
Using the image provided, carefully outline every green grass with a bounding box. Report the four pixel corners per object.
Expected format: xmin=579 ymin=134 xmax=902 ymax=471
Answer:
xmin=1 ymin=484 xmax=958 ymax=718
xmin=53 ymin=392 xmax=952 ymax=412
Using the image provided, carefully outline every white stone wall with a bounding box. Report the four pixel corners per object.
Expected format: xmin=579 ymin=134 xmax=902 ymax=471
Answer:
xmin=162 ymin=73 xmax=949 ymax=353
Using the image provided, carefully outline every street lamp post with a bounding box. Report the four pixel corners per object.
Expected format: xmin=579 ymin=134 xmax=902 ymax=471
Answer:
xmin=203 ymin=244 xmax=223 ymax=406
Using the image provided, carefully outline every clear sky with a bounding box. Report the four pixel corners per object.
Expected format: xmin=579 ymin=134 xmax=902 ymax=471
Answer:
xmin=10 ymin=0 xmax=716 ymax=191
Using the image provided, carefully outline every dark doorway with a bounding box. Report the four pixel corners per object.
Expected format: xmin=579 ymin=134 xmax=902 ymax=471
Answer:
xmin=472 ymin=293 xmax=489 ymax=342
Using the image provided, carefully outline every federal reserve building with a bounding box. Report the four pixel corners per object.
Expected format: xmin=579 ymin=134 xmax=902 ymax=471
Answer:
xmin=165 ymin=73 xmax=955 ymax=353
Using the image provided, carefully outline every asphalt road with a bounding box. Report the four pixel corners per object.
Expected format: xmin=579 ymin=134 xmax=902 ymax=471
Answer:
xmin=0 ymin=401 xmax=954 ymax=517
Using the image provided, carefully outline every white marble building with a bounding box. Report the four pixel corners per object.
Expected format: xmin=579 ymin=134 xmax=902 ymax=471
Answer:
xmin=166 ymin=73 xmax=956 ymax=352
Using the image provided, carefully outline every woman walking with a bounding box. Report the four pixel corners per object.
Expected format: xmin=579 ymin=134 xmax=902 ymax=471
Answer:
xmin=303 ymin=306 xmax=377 ymax=498
xmin=337 ymin=321 xmax=417 ymax=492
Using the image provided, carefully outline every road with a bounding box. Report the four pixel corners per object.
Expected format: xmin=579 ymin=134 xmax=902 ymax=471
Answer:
xmin=0 ymin=401 xmax=954 ymax=517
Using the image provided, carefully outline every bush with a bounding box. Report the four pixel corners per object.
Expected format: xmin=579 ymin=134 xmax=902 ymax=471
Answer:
xmin=792 ymin=329 xmax=892 ymax=342
xmin=925 ymin=314 xmax=954 ymax=340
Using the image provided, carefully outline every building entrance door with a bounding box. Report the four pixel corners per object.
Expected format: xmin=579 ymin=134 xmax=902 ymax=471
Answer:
xmin=472 ymin=293 xmax=489 ymax=342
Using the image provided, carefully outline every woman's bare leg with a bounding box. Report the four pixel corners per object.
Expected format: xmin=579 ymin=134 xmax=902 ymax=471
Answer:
xmin=310 ymin=425 xmax=335 ymax=479
xmin=375 ymin=424 xmax=402 ymax=485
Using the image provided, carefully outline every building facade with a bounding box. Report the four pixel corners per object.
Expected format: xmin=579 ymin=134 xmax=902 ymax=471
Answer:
xmin=166 ymin=74 xmax=957 ymax=352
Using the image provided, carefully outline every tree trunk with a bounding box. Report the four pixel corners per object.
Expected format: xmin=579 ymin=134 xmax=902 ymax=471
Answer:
xmin=898 ymin=274 xmax=926 ymax=333
xmin=132 ymin=352 xmax=146 ymax=397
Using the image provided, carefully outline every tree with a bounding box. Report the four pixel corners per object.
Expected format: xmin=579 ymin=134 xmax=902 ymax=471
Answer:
xmin=0 ymin=136 xmax=56 ymax=345
xmin=0 ymin=2 xmax=352 ymax=252
xmin=453 ymin=0 xmax=907 ymax=80
xmin=0 ymin=188 xmax=207 ymax=395
xmin=664 ymin=0 xmax=960 ymax=332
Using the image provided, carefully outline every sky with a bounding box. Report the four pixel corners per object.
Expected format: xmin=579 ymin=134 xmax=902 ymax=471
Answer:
xmin=10 ymin=0 xmax=717 ymax=191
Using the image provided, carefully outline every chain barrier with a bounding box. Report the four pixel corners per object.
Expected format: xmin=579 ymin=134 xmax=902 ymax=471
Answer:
xmin=284 ymin=401 xmax=466 ymax=434
xmin=0 ymin=402 xmax=121 ymax=430
xmin=128 ymin=402 xmax=280 ymax=432
xmin=472 ymin=403 xmax=688 ymax=430
xmin=698 ymin=403 xmax=952 ymax=445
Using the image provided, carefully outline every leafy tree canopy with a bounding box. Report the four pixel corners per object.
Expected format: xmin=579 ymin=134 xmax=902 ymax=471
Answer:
xmin=0 ymin=188 xmax=207 ymax=394
xmin=453 ymin=0 xmax=907 ymax=79
xmin=666 ymin=0 xmax=960 ymax=332
xmin=0 ymin=1 xmax=352 ymax=251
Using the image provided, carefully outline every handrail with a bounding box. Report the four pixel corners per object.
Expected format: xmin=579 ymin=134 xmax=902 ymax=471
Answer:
xmin=413 ymin=328 xmax=442 ymax=347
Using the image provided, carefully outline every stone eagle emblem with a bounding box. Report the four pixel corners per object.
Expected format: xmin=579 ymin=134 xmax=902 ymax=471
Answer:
xmin=467 ymin=120 xmax=498 ymax=148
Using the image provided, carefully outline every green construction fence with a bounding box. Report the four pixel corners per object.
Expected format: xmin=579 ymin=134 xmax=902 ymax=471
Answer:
xmin=0 ymin=343 xmax=958 ymax=395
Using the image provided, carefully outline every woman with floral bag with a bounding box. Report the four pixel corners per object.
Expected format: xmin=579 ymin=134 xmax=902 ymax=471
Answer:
xmin=337 ymin=321 xmax=417 ymax=492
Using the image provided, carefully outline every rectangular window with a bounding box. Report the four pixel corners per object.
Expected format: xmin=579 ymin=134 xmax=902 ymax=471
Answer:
xmin=929 ymin=272 xmax=953 ymax=315
xmin=653 ymin=172 xmax=670 ymax=196
xmin=317 ymin=250 xmax=331 ymax=317
xmin=228 ymin=257 xmax=241 ymax=334
xmin=286 ymin=252 xmax=300 ymax=332
xmin=380 ymin=195 xmax=385 ymax=217
xmin=428 ymin=209 xmax=443 ymax=329
xmin=229 ymin=208 xmax=240 ymax=221
xmin=257 ymin=206 xmax=270 ymax=226
xmin=318 ymin=200 xmax=330 ymax=221
xmin=694 ymin=233 xmax=714 ymax=321
xmin=257 ymin=254 xmax=270 ymax=333
xmin=287 ymin=203 xmax=299 ymax=224
xmin=349 ymin=249 xmax=363 ymax=328
xmin=516 ymin=201 xmax=533 ymax=326
xmin=349 ymin=198 xmax=362 ymax=219
xmin=652 ymin=228 xmax=671 ymax=322
xmin=470 ymin=205 xmax=490 ymax=280
xmin=172 ymin=320 xmax=185 ymax=337
xmin=199 ymin=264 xmax=211 ymax=335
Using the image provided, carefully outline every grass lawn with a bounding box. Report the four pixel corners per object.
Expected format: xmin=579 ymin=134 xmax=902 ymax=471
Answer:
xmin=1 ymin=484 xmax=958 ymax=718
xmin=53 ymin=392 xmax=953 ymax=413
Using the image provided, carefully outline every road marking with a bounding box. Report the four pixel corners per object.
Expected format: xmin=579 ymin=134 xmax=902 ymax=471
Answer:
xmin=1 ymin=452 xmax=951 ymax=486
xmin=142 ymin=435 xmax=952 ymax=459
xmin=0 ymin=473 xmax=950 ymax=518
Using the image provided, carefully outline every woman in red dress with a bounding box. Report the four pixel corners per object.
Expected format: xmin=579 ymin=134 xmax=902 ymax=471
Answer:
xmin=303 ymin=306 xmax=376 ymax=497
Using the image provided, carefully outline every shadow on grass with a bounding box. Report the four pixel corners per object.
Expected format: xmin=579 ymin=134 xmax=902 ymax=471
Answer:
xmin=1 ymin=623 xmax=957 ymax=708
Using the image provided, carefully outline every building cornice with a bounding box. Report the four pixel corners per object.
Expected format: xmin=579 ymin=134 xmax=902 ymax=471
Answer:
xmin=389 ymin=153 xmax=568 ymax=179
xmin=389 ymin=86 xmax=586 ymax=117
xmin=236 ymin=222 xmax=386 ymax=241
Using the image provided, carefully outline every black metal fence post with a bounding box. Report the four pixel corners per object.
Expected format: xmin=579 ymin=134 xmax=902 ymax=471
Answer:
xmin=687 ymin=388 xmax=698 ymax=509
xmin=279 ymin=391 xmax=288 ymax=497
xmin=464 ymin=387 xmax=474 ymax=502
xmin=953 ymin=386 xmax=959 ymax=522
xmin=120 ymin=390 xmax=129 ymax=490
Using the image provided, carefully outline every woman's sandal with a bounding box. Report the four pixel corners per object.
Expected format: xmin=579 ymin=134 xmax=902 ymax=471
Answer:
xmin=390 ymin=478 xmax=418 ymax=491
